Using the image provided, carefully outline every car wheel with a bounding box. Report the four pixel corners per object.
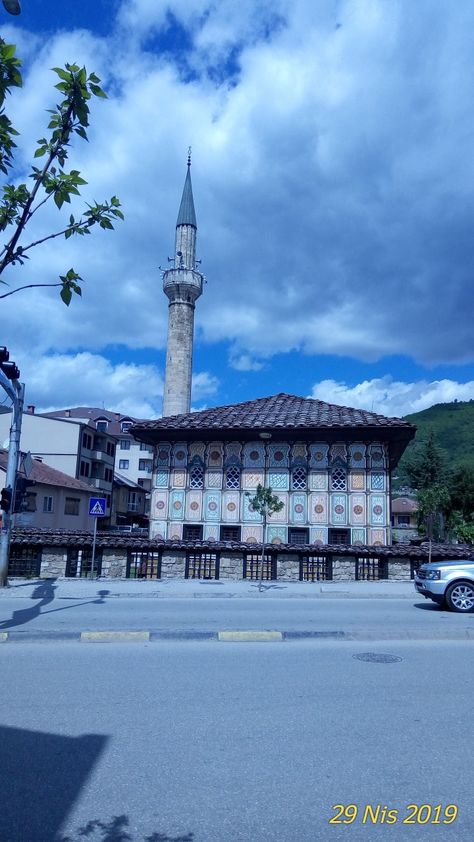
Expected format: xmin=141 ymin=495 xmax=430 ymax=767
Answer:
xmin=445 ymin=581 xmax=474 ymax=613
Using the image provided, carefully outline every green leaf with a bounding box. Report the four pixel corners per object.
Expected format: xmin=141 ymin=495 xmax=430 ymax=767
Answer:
xmin=90 ymin=84 xmax=107 ymax=99
xmin=34 ymin=145 xmax=48 ymax=158
xmin=60 ymin=285 xmax=72 ymax=306
xmin=52 ymin=67 xmax=71 ymax=82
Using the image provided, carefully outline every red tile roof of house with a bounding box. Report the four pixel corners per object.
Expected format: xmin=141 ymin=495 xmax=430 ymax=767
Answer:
xmin=0 ymin=450 xmax=93 ymax=492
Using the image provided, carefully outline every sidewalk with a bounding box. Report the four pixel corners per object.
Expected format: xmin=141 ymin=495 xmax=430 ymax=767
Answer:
xmin=0 ymin=577 xmax=416 ymax=600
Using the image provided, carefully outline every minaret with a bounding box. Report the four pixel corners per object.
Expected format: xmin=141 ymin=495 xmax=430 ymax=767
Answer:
xmin=162 ymin=153 xmax=204 ymax=417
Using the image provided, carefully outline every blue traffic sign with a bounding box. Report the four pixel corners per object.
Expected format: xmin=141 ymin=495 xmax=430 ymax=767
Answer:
xmin=89 ymin=497 xmax=107 ymax=517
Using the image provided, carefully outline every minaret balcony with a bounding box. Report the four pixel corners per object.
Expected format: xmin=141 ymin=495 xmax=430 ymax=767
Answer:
xmin=163 ymin=267 xmax=203 ymax=303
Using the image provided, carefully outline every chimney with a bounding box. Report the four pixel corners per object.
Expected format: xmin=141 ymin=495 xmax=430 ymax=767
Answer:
xmin=64 ymin=409 xmax=71 ymax=417
xmin=27 ymin=405 xmax=35 ymax=414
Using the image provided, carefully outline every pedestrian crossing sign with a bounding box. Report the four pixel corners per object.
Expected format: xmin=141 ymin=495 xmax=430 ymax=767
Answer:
xmin=89 ymin=497 xmax=107 ymax=517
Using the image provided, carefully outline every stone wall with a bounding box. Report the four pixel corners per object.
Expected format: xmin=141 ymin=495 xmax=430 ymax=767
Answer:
xmin=101 ymin=550 xmax=127 ymax=578
xmin=40 ymin=548 xmax=67 ymax=577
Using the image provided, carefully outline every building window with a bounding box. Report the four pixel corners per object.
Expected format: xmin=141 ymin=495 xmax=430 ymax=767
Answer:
xmin=127 ymin=551 xmax=161 ymax=579
xmin=120 ymin=439 xmax=130 ymax=450
xmin=64 ymin=497 xmax=80 ymax=516
xmin=121 ymin=421 xmax=133 ymax=433
xmin=189 ymin=465 xmax=204 ymax=489
xmin=140 ymin=442 xmax=153 ymax=451
xmin=225 ymin=465 xmax=241 ymax=490
xmin=66 ymin=548 xmax=102 ymax=578
xmin=300 ymin=556 xmax=333 ymax=582
xmin=119 ymin=459 xmax=129 ymax=470
xmin=104 ymin=468 xmax=113 ymax=483
xmin=106 ymin=441 xmax=115 ymax=457
xmin=328 ymin=528 xmax=351 ymax=545
xmin=183 ymin=524 xmax=203 ymax=541
xmin=8 ymin=545 xmax=41 ymax=577
xmin=185 ymin=552 xmax=219 ymax=579
xmin=138 ymin=478 xmax=152 ymax=491
xmin=220 ymin=525 xmax=241 ymax=542
xmin=397 ymin=515 xmax=411 ymax=526
xmin=82 ymin=432 xmax=92 ymax=450
xmin=96 ymin=419 xmax=108 ymax=432
xmin=243 ymin=552 xmax=276 ymax=581
xmin=291 ymin=467 xmax=307 ymax=490
xmin=43 ymin=496 xmax=53 ymax=513
xmin=288 ymin=527 xmax=309 ymax=545
xmin=139 ymin=459 xmax=153 ymax=473
xmin=80 ymin=460 xmax=90 ymax=477
xmin=331 ymin=467 xmax=347 ymax=491
xmin=356 ymin=557 xmax=388 ymax=581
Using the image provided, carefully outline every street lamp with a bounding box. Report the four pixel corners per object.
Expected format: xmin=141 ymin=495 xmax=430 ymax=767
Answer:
xmin=2 ymin=0 xmax=21 ymax=14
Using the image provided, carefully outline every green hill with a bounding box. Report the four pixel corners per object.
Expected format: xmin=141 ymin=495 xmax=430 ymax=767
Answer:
xmin=394 ymin=399 xmax=474 ymax=487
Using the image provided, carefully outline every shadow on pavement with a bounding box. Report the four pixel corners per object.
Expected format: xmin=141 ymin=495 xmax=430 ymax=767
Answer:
xmin=57 ymin=815 xmax=194 ymax=841
xmin=0 ymin=724 xmax=107 ymax=842
xmin=0 ymin=580 xmax=110 ymax=630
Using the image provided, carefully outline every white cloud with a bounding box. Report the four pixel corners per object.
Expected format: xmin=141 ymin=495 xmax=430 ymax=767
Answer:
xmin=310 ymin=376 xmax=474 ymax=418
xmin=2 ymin=0 xmax=474 ymax=413
xmin=191 ymin=371 xmax=220 ymax=399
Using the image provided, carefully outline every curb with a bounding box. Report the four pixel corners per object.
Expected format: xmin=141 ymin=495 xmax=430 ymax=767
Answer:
xmin=1 ymin=629 xmax=474 ymax=643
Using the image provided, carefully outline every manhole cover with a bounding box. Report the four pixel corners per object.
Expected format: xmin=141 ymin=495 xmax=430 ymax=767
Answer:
xmin=352 ymin=653 xmax=402 ymax=663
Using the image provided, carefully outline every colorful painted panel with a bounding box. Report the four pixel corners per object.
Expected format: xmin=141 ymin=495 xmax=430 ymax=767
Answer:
xmin=243 ymin=493 xmax=259 ymax=523
xmin=290 ymin=493 xmax=307 ymax=524
xmin=330 ymin=494 xmax=348 ymax=525
xmin=370 ymin=472 xmax=385 ymax=491
xmin=291 ymin=443 xmax=308 ymax=463
xmin=351 ymin=527 xmax=366 ymax=545
xmin=242 ymin=470 xmax=264 ymax=489
xmin=153 ymin=491 xmax=168 ymax=519
xmin=171 ymin=443 xmax=188 ymax=468
xmin=203 ymin=524 xmax=219 ymax=542
xmin=243 ymin=442 xmax=265 ymax=469
xmin=154 ymin=469 xmax=169 ymax=489
xmin=222 ymin=492 xmax=240 ymax=522
xmin=309 ymin=471 xmax=328 ymax=491
xmin=189 ymin=442 xmax=206 ymax=463
xmin=349 ymin=494 xmax=366 ymax=526
xmin=242 ymin=525 xmax=263 ymax=543
xmin=349 ymin=471 xmax=365 ymax=491
xmin=369 ymin=528 xmax=386 ymax=546
xmin=268 ymin=471 xmax=289 ymax=491
xmin=205 ymin=470 xmax=222 ymax=489
xmin=156 ymin=443 xmax=171 ymax=467
xmin=171 ymin=469 xmax=186 ymax=488
xmin=369 ymin=443 xmax=386 ymax=469
xmin=168 ymin=522 xmax=183 ymax=540
xmin=369 ymin=495 xmax=386 ymax=526
xmin=169 ymin=490 xmax=185 ymax=520
xmin=186 ymin=491 xmax=202 ymax=521
xmin=268 ymin=493 xmax=287 ymax=523
xmin=310 ymin=493 xmax=328 ymax=524
xmin=207 ymin=443 xmax=223 ymax=468
xmin=309 ymin=444 xmax=329 ymax=469
xmin=204 ymin=491 xmax=221 ymax=522
xmin=268 ymin=443 xmax=290 ymax=468
xmin=267 ymin=525 xmax=287 ymax=545
xmin=349 ymin=444 xmax=366 ymax=469
xmin=310 ymin=527 xmax=327 ymax=545
xmin=330 ymin=443 xmax=348 ymax=465
xmin=224 ymin=442 xmax=242 ymax=466
xmin=150 ymin=521 xmax=166 ymax=540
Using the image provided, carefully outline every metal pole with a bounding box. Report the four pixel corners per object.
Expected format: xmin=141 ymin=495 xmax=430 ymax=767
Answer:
xmin=0 ymin=379 xmax=25 ymax=586
xmin=91 ymin=517 xmax=97 ymax=578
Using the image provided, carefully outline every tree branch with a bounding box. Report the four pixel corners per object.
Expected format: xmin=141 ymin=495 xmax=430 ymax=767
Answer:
xmin=0 ymin=281 xmax=62 ymax=299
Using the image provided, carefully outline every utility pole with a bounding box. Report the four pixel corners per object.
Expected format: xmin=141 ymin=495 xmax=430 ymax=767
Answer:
xmin=0 ymin=347 xmax=24 ymax=587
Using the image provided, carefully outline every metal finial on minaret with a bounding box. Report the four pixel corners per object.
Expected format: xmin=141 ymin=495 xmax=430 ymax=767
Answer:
xmin=161 ymin=158 xmax=204 ymax=417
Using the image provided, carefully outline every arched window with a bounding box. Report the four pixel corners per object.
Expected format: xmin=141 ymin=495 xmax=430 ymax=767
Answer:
xmin=225 ymin=465 xmax=241 ymax=489
xmin=331 ymin=466 xmax=347 ymax=491
xmin=189 ymin=465 xmax=204 ymax=489
xmin=291 ymin=466 xmax=307 ymax=490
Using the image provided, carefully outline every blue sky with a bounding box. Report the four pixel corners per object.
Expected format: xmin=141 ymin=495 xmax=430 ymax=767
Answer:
xmin=1 ymin=0 xmax=474 ymax=419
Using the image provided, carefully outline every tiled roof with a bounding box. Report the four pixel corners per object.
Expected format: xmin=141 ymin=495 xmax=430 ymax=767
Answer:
xmin=0 ymin=450 xmax=93 ymax=492
xmin=391 ymin=497 xmax=418 ymax=514
xmin=9 ymin=528 xmax=474 ymax=560
xmin=40 ymin=407 xmax=146 ymax=438
xmin=133 ymin=393 xmax=415 ymax=434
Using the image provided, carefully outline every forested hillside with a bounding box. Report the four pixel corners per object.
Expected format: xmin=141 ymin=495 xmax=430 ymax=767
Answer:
xmin=395 ymin=400 xmax=474 ymax=486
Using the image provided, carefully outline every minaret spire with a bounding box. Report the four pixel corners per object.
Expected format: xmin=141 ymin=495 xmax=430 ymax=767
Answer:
xmin=161 ymin=154 xmax=204 ymax=417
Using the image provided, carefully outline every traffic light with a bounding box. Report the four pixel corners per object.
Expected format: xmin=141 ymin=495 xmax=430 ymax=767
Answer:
xmin=13 ymin=476 xmax=36 ymax=513
xmin=0 ymin=486 xmax=12 ymax=513
xmin=0 ymin=346 xmax=20 ymax=381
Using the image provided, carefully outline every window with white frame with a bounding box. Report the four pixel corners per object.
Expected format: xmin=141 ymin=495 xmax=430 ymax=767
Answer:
xmin=225 ymin=465 xmax=241 ymax=489
xmin=189 ymin=465 xmax=204 ymax=489
xmin=331 ymin=466 xmax=347 ymax=491
xmin=119 ymin=439 xmax=130 ymax=450
xmin=119 ymin=459 xmax=129 ymax=470
xmin=291 ymin=466 xmax=307 ymax=490
xmin=43 ymin=496 xmax=53 ymax=513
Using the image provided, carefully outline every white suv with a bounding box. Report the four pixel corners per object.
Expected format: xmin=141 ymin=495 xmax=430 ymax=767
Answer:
xmin=415 ymin=559 xmax=474 ymax=612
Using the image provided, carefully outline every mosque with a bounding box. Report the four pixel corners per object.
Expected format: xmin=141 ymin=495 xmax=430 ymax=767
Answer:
xmin=131 ymin=158 xmax=416 ymax=562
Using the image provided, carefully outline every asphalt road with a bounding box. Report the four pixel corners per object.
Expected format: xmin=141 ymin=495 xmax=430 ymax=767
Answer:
xmin=1 ymin=593 xmax=474 ymax=638
xmin=0 ymin=640 xmax=472 ymax=842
